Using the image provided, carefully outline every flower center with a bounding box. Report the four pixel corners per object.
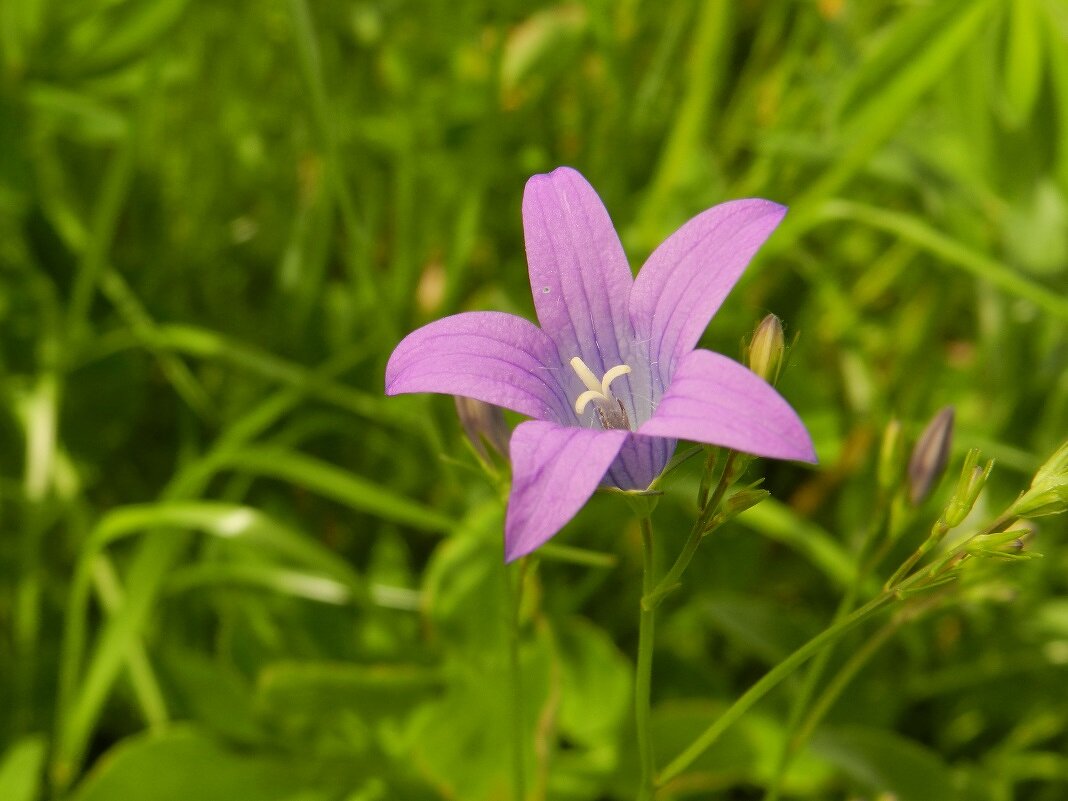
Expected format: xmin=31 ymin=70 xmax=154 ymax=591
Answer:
xmin=569 ymin=356 xmax=632 ymax=430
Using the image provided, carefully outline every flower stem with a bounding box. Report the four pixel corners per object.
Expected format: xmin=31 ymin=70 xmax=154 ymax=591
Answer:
xmin=656 ymin=576 xmax=926 ymax=788
xmin=507 ymin=557 xmax=528 ymax=801
xmin=764 ymin=500 xmax=890 ymax=801
xmin=636 ymin=515 xmax=657 ymax=801
xmin=884 ymin=519 xmax=949 ymax=589
xmin=644 ymin=452 xmax=738 ymax=610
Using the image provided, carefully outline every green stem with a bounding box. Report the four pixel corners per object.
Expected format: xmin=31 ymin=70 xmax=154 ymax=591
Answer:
xmin=764 ymin=499 xmax=890 ymax=800
xmin=90 ymin=556 xmax=169 ymax=729
xmin=507 ymin=557 xmax=528 ymax=801
xmin=657 ymin=578 xmax=924 ymax=787
xmin=885 ymin=520 xmax=949 ymax=589
xmin=791 ymin=617 xmax=900 ymax=750
xmin=636 ymin=516 xmax=657 ymax=801
xmin=763 ymin=590 xmax=857 ymax=801
xmin=645 ymin=452 xmax=737 ymax=609
xmin=696 ymin=448 xmax=718 ymax=509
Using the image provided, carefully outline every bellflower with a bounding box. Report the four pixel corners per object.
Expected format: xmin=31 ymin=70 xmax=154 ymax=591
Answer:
xmin=386 ymin=167 xmax=815 ymax=561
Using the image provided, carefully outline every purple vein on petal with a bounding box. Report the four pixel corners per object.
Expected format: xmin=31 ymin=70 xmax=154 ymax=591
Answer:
xmin=630 ymin=199 xmax=787 ymax=385
xmin=505 ymin=420 xmax=628 ymax=561
xmin=524 ymin=168 xmax=633 ymax=380
xmin=638 ymin=349 xmax=816 ymax=462
xmin=385 ymin=311 xmax=568 ymax=421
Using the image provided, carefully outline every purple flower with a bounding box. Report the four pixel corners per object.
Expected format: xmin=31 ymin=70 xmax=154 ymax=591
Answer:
xmin=386 ymin=167 xmax=816 ymax=561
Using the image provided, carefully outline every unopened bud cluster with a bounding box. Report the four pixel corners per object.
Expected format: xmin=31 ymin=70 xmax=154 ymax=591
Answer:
xmin=1009 ymin=440 xmax=1068 ymax=519
xmin=942 ymin=448 xmax=994 ymax=528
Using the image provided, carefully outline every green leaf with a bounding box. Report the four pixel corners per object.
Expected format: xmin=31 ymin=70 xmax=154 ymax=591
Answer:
xmin=835 ymin=0 xmax=980 ymax=124
xmin=157 ymin=649 xmax=262 ymax=745
xmin=256 ymin=661 xmax=442 ymax=739
xmin=56 ymin=502 xmax=368 ymax=789
xmin=611 ymin=702 xmax=833 ymax=797
xmin=0 ymin=736 xmax=46 ymax=801
xmin=221 ymin=448 xmax=455 ymax=533
xmin=701 ymin=592 xmax=815 ymax=665
xmin=819 ymin=199 xmax=1068 ymax=321
xmin=60 ymin=0 xmax=191 ymax=76
xmin=557 ymin=617 xmax=632 ymax=748
xmin=68 ymin=728 xmax=316 ymax=801
xmin=811 ymin=725 xmax=960 ymax=801
xmin=408 ymin=627 xmax=553 ymax=801
xmin=1003 ymin=0 xmax=1044 ymax=126
xmin=421 ymin=500 xmax=506 ymax=651
xmin=500 ymin=4 xmax=588 ymax=101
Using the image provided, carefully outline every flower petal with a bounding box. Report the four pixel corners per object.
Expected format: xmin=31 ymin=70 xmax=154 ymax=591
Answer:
xmin=605 ymin=434 xmax=675 ymax=491
xmin=523 ymin=167 xmax=634 ymax=379
xmin=505 ymin=420 xmax=628 ymax=561
xmin=385 ymin=311 xmax=568 ymax=421
xmin=638 ymin=349 xmax=816 ymax=463
xmin=630 ymin=199 xmax=787 ymax=383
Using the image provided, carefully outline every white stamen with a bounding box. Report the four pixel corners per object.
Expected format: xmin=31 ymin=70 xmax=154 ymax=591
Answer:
xmin=569 ymin=358 xmax=632 ymax=417
xmin=600 ymin=364 xmax=632 ymax=397
xmin=574 ymin=390 xmax=604 ymax=415
xmin=569 ymin=357 xmax=602 ymax=394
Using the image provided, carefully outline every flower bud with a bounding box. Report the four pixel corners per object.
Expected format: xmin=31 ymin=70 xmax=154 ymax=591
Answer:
xmin=454 ymin=396 xmax=510 ymax=464
xmin=724 ymin=487 xmax=771 ymax=518
xmin=747 ymin=314 xmax=785 ymax=384
xmin=964 ymin=528 xmax=1037 ymax=560
xmin=907 ymin=406 xmax=954 ymax=505
xmin=703 ymin=482 xmax=769 ymax=532
xmin=1009 ymin=440 xmax=1068 ymax=518
xmin=877 ymin=418 xmax=905 ymax=492
xmin=942 ymin=448 xmax=994 ymax=528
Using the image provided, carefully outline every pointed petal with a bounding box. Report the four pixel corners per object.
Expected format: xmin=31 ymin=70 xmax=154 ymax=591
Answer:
xmin=638 ymin=349 xmax=816 ymax=463
xmin=386 ymin=311 xmax=568 ymax=421
xmin=505 ymin=420 xmax=628 ymax=561
xmin=630 ymin=199 xmax=787 ymax=381
xmin=523 ymin=167 xmax=634 ymax=378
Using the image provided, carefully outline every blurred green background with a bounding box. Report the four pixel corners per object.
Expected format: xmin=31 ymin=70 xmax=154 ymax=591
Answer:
xmin=1 ymin=0 xmax=1067 ymax=799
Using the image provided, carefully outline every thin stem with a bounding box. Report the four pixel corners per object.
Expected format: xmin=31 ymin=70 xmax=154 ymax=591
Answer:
xmin=636 ymin=516 xmax=657 ymax=801
xmin=764 ymin=497 xmax=891 ymax=800
xmin=885 ymin=519 xmax=949 ymax=589
xmin=763 ymin=590 xmax=856 ymax=801
xmin=791 ymin=617 xmax=900 ymax=750
xmin=657 ymin=577 xmax=926 ymax=787
xmin=791 ymin=584 xmax=956 ymax=755
xmin=645 ymin=452 xmax=738 ymax=609
xmin=90 ymin=556 xmax=169 ymax=728
xmin=507 ymin=557 xmax=528 ymax=801
xmin=696 ymin=448 xmax=718 ymax=509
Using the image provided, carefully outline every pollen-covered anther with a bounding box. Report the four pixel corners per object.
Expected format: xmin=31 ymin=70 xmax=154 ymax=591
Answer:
xmin=569 ymin=357 xmax=632 ymax=430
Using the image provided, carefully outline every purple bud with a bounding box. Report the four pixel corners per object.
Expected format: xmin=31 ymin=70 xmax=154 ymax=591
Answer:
xmin=454 ymin=396 xmax=510 ymax=464
xmin=908 ymin=406 xmax=954 ymax=505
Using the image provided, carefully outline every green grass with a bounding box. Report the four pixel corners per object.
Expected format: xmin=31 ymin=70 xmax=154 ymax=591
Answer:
xmin=1 ymin=1 xmax=1066 ymax=799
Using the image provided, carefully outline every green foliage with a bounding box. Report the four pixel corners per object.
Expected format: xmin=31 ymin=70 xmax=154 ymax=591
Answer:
xmin=0 ymin=0 xmax=1066 ymax=800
